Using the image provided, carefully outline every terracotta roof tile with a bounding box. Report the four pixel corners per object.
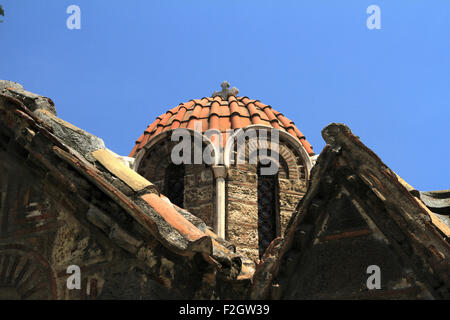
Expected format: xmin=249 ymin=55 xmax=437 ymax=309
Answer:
xmin=170 ymin=119 xmax=181 ymax=130
xmin=137 ymin=133 xmax=151 ymax=151
xmin=180 ymin=122 xmax=188 ymax=129
xmin=262 ymin=106 xmax=280 ymax=129
xmin=238 ymin=117 xmax=252 ymax=128
xmin=246 ymin=101 xmax=260 ymax=118
xmin=144 ymin=119 xmax=160 ymax=134
xmin=219 ymin=117 xmax=231 ymax=131
xmin=182 ymin=108 xmax=193 ymax=122
xmin=168 ymin=105 xmax=180 ymax=115
xmin=276 ymin=114 xmax=292 ymax=128
xmin=187 ymin=116 xmax=198 ymax=130
xmin=209 ymin=115 xmax=219 ymax=130
xmin=236 ymin=106 xmax=250 ymax=117
xmin=192 ymin=104 xmax=203 ymax=117
xmin=217 ymin=105 xmax=231 ymax=117
xmin=160 ymin=111 xmax=173 ymax=126
xmin=293 ymin=126 xmax=305 ymax=139
xmin=199 ymin=105 xmax=211 ymax=118
xmin=286 ymin=127 xmax=298 ymax=139
xmin=229 ymin=98 xmax=241 ymax=129
xmin=228 ymin=96 xmax=239 ymax=113
xmin=130 ymin=93 xmax=314 ymax=156
xmin=141 ymin=193 xmax=206 ymax=242
xmin=129 ymin=144 xmax=139 ymax=156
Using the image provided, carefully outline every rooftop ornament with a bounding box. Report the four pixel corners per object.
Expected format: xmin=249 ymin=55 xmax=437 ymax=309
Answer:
xmin=212 ymin=81 xmax=239 ymax=99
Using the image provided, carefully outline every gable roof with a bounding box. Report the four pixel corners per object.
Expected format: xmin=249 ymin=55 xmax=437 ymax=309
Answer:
xmin=252 ymin=123 xmax=450 ymax=299
xmin=0 ymin=85 xmax=254 ymax=295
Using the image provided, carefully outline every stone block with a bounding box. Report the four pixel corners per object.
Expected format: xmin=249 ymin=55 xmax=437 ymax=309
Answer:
xmin=280 ymin=193 xmax=303 ymax=209
xmin=228 ymin=184 xmax=257 ymax=202
xmin=228 ymin=222 xmax=259 ymax=247
xmin=279 ymin=178 xmax=292 ymax=191
xmin=200 ymin=169 xmax=213 ymax=183
xmin=292 ymin=179 xmax=307 ymax=193
xmin=236 ymin=247 xmax=260 ymax=264
xmin=228 ymin=201 xmax=258 ymax=226
xmin=228 ymin=168 xmax=257 ymax=183
xmin=190 ymin=203 xmax=213 ymax=226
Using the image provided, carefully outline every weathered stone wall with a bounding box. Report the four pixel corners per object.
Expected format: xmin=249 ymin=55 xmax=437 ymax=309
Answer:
xmin=278 ymin=142 xmax=308 ymax=235
xmin=227 ymin=164 xmax=259 ymax=262
xmin=252 ymin=123 xmax=450 ymax=300
xmin=136 ymin=134 xmax=309 ymax=264
xmin=0 ymin=139 xmax=179 ymax=299
xmin=0 ymin=95 xmax=250 ymax=300
xmin=226 ymin=141 xmax=308 ymax=263
xmin=184 ymin=164 xmax=215 ymax=226
xmin=136 ymin=138 xmax=215 ymax=226
xmin=281 ymin=187 xmax=433 ymax=299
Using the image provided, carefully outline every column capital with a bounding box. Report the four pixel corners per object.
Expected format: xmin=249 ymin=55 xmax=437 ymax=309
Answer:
xmin=212 ymin=165 xmax=227 ymax=179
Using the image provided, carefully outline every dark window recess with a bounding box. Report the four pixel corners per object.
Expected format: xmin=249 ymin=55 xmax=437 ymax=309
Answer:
xmin=257 ymin=163 xmax=279 ymax=258
xmin=164 ymin=163 xmax=185 ymax=208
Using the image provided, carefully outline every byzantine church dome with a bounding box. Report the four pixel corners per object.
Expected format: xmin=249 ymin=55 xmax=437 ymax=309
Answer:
xmin=129 ymin=81 xmax=314 ymax=157
xmin=128 ymin=82 xmax=314 ymax=263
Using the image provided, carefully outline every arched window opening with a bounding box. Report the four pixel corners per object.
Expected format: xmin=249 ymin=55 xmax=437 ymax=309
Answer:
xmin=164 ymin=163 xmax=185 ymax=208
xmin=257 ymin=162 xmax=279 ymax=259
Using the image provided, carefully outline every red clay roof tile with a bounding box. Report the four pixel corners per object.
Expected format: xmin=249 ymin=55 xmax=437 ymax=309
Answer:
xmin=170 ymin=120 xmax=181 ymax=130
xmin=209 ymin=115 xmax=219 ymax=131
xmin=199 ymin=105 xmax=210 ymax=118
xmin=262 ymin=107 xmax=280 ymax=129
xmin=159 ymin=111 xmax=173 ymax=126
xmin=130 ymin=94 xmax=314 ymax=156
xmin=130 ymin=144 xmax=139 ymax=156
xmin=172 ymin=107 xmax=186 ymax=122
xmin=141 ymin=193 xmax=206 ymax=242
xmin=219 ymin=117 xmax=231 ymax=131
xmin=192 ymin=104 xmax=203 ymax=117
xmin=210 ymin=101 xmax=220 ymax=116
xmin=276 ymin=114 xmax=292 ymax=128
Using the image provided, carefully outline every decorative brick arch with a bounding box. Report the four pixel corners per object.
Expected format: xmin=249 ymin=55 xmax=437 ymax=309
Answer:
xmin=278 ymin=142 xmax=307 ymax=181
xmin=224 ymin=127 xmax=310 ymax=263
xmin=135 ymin=137 xmax=176 ymax=192
xmin=223 ymin=125 xmax=312 ymax=178
xmin=0 ymin=244 xmax=57 ymax=299
xmin=224 ymin=127 xmax=306 ymax=181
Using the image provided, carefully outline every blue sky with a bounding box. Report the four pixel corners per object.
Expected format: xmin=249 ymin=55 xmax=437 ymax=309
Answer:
xmin=1 ymin=0 xmax=449 ymax=190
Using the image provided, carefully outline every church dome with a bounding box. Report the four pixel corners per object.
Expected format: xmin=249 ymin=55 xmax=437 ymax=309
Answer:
xmin=130 ymin=82 xmax=314 ymax=157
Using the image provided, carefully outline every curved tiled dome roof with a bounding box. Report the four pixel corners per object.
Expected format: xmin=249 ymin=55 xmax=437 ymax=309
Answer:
xmin=130 ymin=91 xmax=314 ymax=157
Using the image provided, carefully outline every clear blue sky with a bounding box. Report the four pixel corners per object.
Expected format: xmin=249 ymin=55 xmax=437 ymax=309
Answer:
xmin=1 ymin=0 xmax=449 ymax=190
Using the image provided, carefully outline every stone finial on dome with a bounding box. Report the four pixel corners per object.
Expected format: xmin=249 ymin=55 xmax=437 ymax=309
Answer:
xmin=212 ymin=81 xmax=239 ymax=99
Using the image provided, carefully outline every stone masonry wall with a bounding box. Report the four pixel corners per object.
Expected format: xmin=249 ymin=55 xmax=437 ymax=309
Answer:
xmin=0 ymin=120 xmax=245 ymax=299
xmin=226 ymin=141 xmax=308 ymax=263
xmin=137 ymin=136 xmax=309 ymax=264
xmin=0 ymin=140 xmax=179 ymax=299
xmin=137 ymin=138 xmax=215 ymax=227
xmin=184 ymin=164 xmax=215 ymax=227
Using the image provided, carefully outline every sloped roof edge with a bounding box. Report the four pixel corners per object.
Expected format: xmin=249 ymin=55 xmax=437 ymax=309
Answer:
xmin=0 ymin=88 xmax=252 ymax=281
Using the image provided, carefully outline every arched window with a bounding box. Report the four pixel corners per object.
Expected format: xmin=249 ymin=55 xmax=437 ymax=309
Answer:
xmin=164 ymin=163 xmax=185 ymax=208
xmin=257 ymin=162 xmax=279 ymax=258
